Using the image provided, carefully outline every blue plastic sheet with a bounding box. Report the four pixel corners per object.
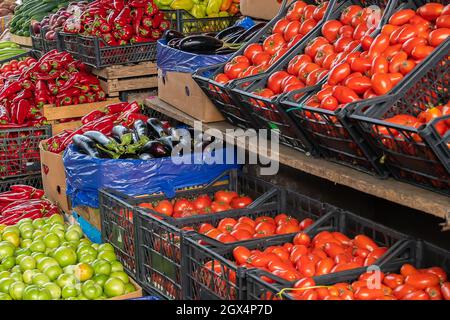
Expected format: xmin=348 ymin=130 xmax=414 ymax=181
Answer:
xmin=157 ymin=39 xmax=232 ymax=74
xmin=63 ymin=145 xmax=239 ymax=208
xmin=72 ymin=211 xmax=102 ymax=244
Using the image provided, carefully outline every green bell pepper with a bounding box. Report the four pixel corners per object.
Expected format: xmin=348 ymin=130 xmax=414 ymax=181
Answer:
xmin=170 ymin=0 xmax=194 ymax=11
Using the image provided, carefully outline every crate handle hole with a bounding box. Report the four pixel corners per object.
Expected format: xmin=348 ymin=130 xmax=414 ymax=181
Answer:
xmin=185 ymin=86 xmax=190 ymax=97
xmin=57 ymin=186 xmax=61 ymax=195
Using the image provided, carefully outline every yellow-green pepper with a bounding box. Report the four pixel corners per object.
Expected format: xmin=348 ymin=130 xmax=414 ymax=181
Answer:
xmin=206 ymin=0 xmax=221 ymax=16
xmin=170 ymin=0 xmax=194 ymax=11
xmin=157 ymin=0 xmax=175 ymax=6
xmin=191 ymin=4 xmax=206 ymax=18
xmin=218 ymin=11 xmax=229 ymax=17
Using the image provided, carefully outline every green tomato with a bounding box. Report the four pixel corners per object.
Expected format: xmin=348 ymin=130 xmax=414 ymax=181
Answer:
xmin=53 ymin=246 xmax=77 ymax=268
xmin=19 ymin=256 xmax=36 ymax=272
xmin=61 ymin=285 xmax=79 ymax=299
xmin=0 ymin=241 xmax=15 ymax=260
xmin=98 ymin=243 xmax=114 ymax=252
xmin=32 ymin=229 xmax=46 ymax=239
xmin=124 ymin=282 xmax=136 ymax=294
xmin=42 ymin=282 xmax=61 ymax=300
xmin=9 ymin=272 xmax=22 ymax=282
xmin=78 ymin=254 xmax=96 ymax=264
xmin=10 ymin=265 xmax=20 ymax=273
xmin=30 ymin=252 xmax=45 ymax=261
xmin=32 ymin=218 xmax=45 ymax=229
xmin=20 ymin=229 xmax=34 ymax=240
xmin=2 ymin=226 xmax=19 ymax=235
xmin=47 ymin=214 xmax=64 ymax=226
xmin=97 ymin=250 xmax=116 ymax=263
xmin=1 ymin=256 xmax=15 ymax=270
xmin=37 ymin=257 xmax=58 ymax=271
xmin=30 ymin=240 xmax=46 ymax=253
xmin=103 ymin=277 xmax=125 ymax=298
xmin=110 ymin=261 xmax=124 ymax=273
xmin=22 ymin=285 xmax=52 ymax=300
xmin=110 ymin=271 xmax=129 ymax=284
xmin=0 ymin=277 xmax=15 ymax=293
xmin=14 ymin=248 xmax=31 ymax=257
xmin=0 ymin=270 xmax=10 ymax=279
xmin=9 ymin=281 xmax=25 ymax=300
xmin=81 ymin=280 xmax=103 ymax=300
xmin=20 ymin=239 xmax=32 ymax=249
xmin=43 ymin=264 xmax=63 ymax=281
xmin=56 ymin=273 xmax=76 ymax=288
xmin=17 ymin=218 xmax=33 ymax=226
xmin=31 ymin=273 xmax=50 ymax=286
xmin=22 ymin=269 xmax=39 ymax=284
xmin=43 ymin=233 xmax=60 ymax=249
xmin=0 ymin=292 xmax=12 ymax=300
xmin=92 ymin=259 xmax=111 ymax=276
xmin=92 ymin=274 xmax=109 ymax=287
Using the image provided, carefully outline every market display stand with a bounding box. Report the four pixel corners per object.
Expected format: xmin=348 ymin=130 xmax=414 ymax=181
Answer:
xmin=10 ymin=33 xmax=32 ymax=47
xmin=144 ymin=97 xmax=450 ymax=229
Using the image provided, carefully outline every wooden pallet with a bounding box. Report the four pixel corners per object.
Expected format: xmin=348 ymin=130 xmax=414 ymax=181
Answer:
xmin=43 ymin=98 xmax=120 ymax=134
xmin=91 ymin=62 xmax=158 ymax=97
xmin=10 ymin=34 xmax=32 ymax=47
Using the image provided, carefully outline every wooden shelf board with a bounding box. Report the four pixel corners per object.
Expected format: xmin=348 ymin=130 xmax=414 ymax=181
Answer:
xmin=144 ymin=97 xmax=450 ymax=220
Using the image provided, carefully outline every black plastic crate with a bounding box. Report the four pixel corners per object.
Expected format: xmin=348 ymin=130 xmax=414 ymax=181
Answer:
xmin=42 ymin=26 xmax=60 ymax=53
xmin=282 ymin=0 xmax=444 ymax=176
xmin=246 ymin=239 xmax=450 ymax=300
xmin=30 ymin=26 xmax=44 ymax=54
xmin=350 ymin=39 xmax=450 ymax=195
xmin=57 ymin=31 xmax=81 ymax=60
xmin=134 ymin=188 xmax=335 ymax=299
xmin=162 ymin=9 xmax=240 ymax=35
xmin=232 ymin=0 xmax=399 ymax=157
xmin=59 ymin=32 xmax=158 ymax=68
xmin=192 ymin=0 xmax=338 ymax=130
xmin=0 ymin=173 xmax=43 ymax=193
xmin=99 ymin=169 xmax=279 ymax=282
xmin=0 ymin=125 xmax=52 ymax=179
xmin=182 ymin=209 xmax=409 ymax=300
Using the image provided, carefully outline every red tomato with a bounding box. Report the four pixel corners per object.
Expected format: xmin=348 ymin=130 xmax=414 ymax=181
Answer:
xmin=313 ymin=2 xmax=328 ymax=21
xmin=276 ymin=223 xmax=301 ymax=235
xmin=299 ymin=218 xmax=314 ymax=230
xmin=400 ymin=264 xmax=420 ymax=277
xmin=441 ymin=282 xmax=450 ymax=300
xmin=403 ymin=290 xmax=430 ymax=300
xmin=371 ymin=55 xmax=389 ymax=75
xmin=230 ymin=229 xmax=253 ymax=241
xmin=211 ymin=201 xmax=232 ymax=213
xmin=402 ymin=37 xmax=428 ymax=55
xmin=333 ymin=36 xmax=353 ymax=53
xmin=328 ymin=63 xmax=351 ymax=85
xmin=315 ymin=257 xmax=335 ymax=276
xmin=214 ymin=73 xmax=230 ymax=84
xmin=155 ymin=200 xmax=173 ymax=216
xmin=305 ymin=37 xmax=329 ymax=58
xmin=340 ymin=5 xmax=363 ymax=25
xmin=251 ymin=51 xmax=271 ymax=67
xmin=436 ymin=15 xmax=450 ymax=28
xmin=388 ymin=72 xmax=404 ymax=86
xmin=381 ymin=24 xmax=400 ymax=37
xmin=224 ymin=61 xmax=250 ymax=80
xmin=352 ymin=23 xmax=368 ymax=41
xmin=217 ymin=233 xmax=237 ymax=243
xmin=198 ymin=223 xmax=214 ymax=234
xmin=293 ymin=232 xmax=311 ymax=246
xmin=368 ymin=33 xmax=390 ymax=59
xmin=263 ymin=33 xmax=286 ymax=56
xmin=287 ymin=54 xmax=312 ymax=75
xmin=371 ymin=73 xmax=393 ymax=95
xmin=273 ymin=18 xmax=290 ymax=34
xmin=405 ymin=273 xmax=441 ymax=290
xmin=244 ymin=43 xmax=264 ymax=61
xmin=417 ymin=3 xmax=444 ymax=22
xmin=214 ymin=190 xmax=238 ymax=204
xmin=230 ymin=196 xmax=253 ymax=209
xmin=346 ymin=76 xmax=372 ymax=95
xmin=428 ymin=28 xmax=450 ymax=47
xmin=383 ymin=274 xmax=405 ymax=289
xmin=255 ymin=221 xmax=276 ymax=236
xmin=283 ymin=20 xmax=301 ymax=42
xmin=299 ymin=18 xmax=317 ymax=36
xmin=296 ymin=255 xmax=316 ymax=277
xmin=361 ymin=34 xmax=373 ymax=51
xmin=424 ymin=267 xmax=448 ymax=282
xmin=354 ymin=287 xmax=386 ymax=300
xmin=322 ymin=19 xmax=343 ymax=42
xmin=389 ymin=51 xmax=408 ymax=73
xmin=238 ymin=216 xmax=256 ymax=228
xmin=320 ymin=95 xmax=339 ymax=111
xmin=267 ymin=70 xmax=290 ymax=94
xmin=389 ymin=9 xmax=416 ymax=26
xmin=217 ymin=218 xmax=238 ymax=234
xmin=332 ymin=85 xmax=360 ymax=104
xmin=411 ymin=45 xmax=435 ymax=60
xmin=233 ymin=246 xmax=251 ymax=265
xmin=173 ymin=198 xmax=194 ymax=214
xmin=425 ymin=286 xmax=443 ymax=300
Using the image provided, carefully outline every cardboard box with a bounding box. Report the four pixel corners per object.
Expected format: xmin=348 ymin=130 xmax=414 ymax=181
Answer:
xmin=158 ymin=70 xmax=224 ymax=123
xmin=241 ymin=0 xmax=282 ymax=20
xmin=39 ymin=140 xmax=72 ymax=214
xmin=74 ymin=206 xmax=101 ymax=231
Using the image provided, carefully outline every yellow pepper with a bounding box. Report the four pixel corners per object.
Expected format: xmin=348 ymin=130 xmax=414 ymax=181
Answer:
xmin=218 ymin=11 xmax=229 ymax=17
xmin=170 ymin=0 xmax=194 ymax=11
xmin=191 ymin=4 xmax=206 ymax=18
xmin=206 ymin=0 xmax=221 ymax=16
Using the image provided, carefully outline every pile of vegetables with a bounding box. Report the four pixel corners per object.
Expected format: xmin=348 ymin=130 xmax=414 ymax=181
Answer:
xmin=44 ymin=101 xmax=152 ymax=154
xmin=0 ymin=50 xmax=106 ymax=128
xmin=0 ymin=41 xmax=28 ymax=69
xmin=0 ymin=216 xmax=138 ymax=300
xmin=300 ymin=3 xmax=450 ymax=111
xmin=199 ymin=230 xmax=390 ymax=298
xmin=286 ymin=264 xmax=449 ymax=300
xmin=163 ymin=22 xmax=266 ymax=54
xmin=72 ymin=114 xmax=204 ymax=160
xmin=215 ymin=0 xmax=330 ymax=84
xmin=155 ymin=0 xmax=240 ymax=19
xmin=10 ymin=0 xmax=71 ymax=37
xmin=0 ymin=56 xmax=37 ymax=82
xmin=63 ymin=0 xmax=169 ymax=46
xmin=0 ymin=0 xmax=16 ymax=18
xmin=0 ymin=185 xmax=59 ymax=226
xmin=31 ymin=1 xmax=90 ymax=42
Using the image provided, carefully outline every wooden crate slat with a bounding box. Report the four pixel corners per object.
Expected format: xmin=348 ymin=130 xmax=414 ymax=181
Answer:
xmin=91 ymin=62 xmax=157 ymax=79
xmin=51 ymin=121 xmax=82 ymax=135
xmin=10 ymin=34 xmax=32 ymax=47
xmin=43 ymin=98 xmax=120 ymax=121
xmin=100 ymin=76 xmax=157 ymax=96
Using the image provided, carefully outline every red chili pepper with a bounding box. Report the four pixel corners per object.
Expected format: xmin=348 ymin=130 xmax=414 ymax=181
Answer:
xmin=152 ymin=11 xmax=164 ymax=29
xmin=58 ymin=87 xmax=81 ymax=98
xmin=0 ymin=105 xmax=10 ymax=124
xmin=86 ymin=93 xmax=97 ymax=103
xmin=159 ymin=20 xmax=170 ymax=32
xmin=12 ymin=89 xmax=33 ymax=104
xmin=81 ymin=110 xmax=106 ymax=125
xmin=58 ymin=72 xmax=81 ymax=92
xmin=120 ymin=24 xmax=133 ymax=41
xmin=121 ymin=113 xmax=149 ymax=128
xmin=96 ymin=91 xmax=106 ymax=101
xmin=104 ymin=102 xmax=128 ymax=114
xmin=60 ymin=128 xmax=84 ymax=151
xmin=113 ymin=0 xmax=125 ymax=11
xmin=79 ymin=73 xmax=100 ymax=86
xmin=87 ymin=114 xmax=118 ymax=134
xmin=9 ymin=185 xmax=37 ymax=193
xmin=133 ymin=7 xmax=144 ymax=36
xmin=11 ymin=100 xmax=32 ymax=125
xmin=59 ymin=96 xmax=73 ymax=106
xmin=0 ymin=190 xmax=33 ymax=203
xmin=47 ymin=80 xmax=59 ymax=95
xmin=78 ymin=95 xmax=87 ymax=104
xmin=114 ymin=6 xmax=131 ymax=29
xmin=107 ymin=10 xmax=119 ymax=25
xmin=0 ymin=213 xmax=25 ymax=225
xmin=0 ymin=81 xmax=22 ymax=101
xmin=151 ymin=29 xmax=162 ymax=40
xmin=36 ymin=69 xmax=61 ymax=81
xmin=90 ymin=84 xmax=102 ymax=93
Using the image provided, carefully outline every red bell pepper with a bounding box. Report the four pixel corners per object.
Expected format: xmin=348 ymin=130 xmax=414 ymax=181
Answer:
xmin=12 ymin=89 xmax=33 ymax=104
xmin=152 ymin=11 xmax=164 ymax=29
xmin=0 ymin=81 xmax=22 ymax=101
xmin=96 ymin=91 xmax=106 ymax=101
xmin=113 ymin=0 xmax=125 ymax=11
xmin=142 ymin=16 xmax=152 ymax=28
xmin=81 ymin=110 xmax=106 ymax=125
xmin=104 ymin=102 xmax=128 ymax=114
xmin=145 ymin=2 xmax=158 ymax=16
xmin=121 ymin=113 xmax=149 ymax=128
xmin=0 ymin=105 xmax=9 ymax=124
xmin=134 ymin=7 xmax=144 ymax=35
xmin=58 ymin=72 xmax=81 ymax=92
xmin=78 ymin=95 xmax=87 ymax=104
xmin=159 ymin=20 xmax=170 ymax=32
xmin=120 ymin=24 xmax=133 ymax=41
